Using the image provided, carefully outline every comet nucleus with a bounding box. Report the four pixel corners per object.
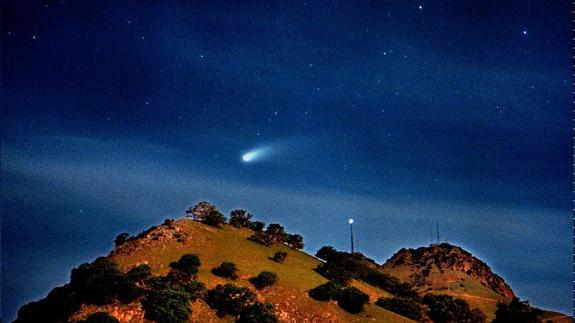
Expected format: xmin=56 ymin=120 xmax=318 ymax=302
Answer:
xmin=241 ymin=147 xmax=271 ymax=163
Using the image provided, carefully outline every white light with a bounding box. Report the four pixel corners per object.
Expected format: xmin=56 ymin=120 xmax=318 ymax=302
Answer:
xmin=242 ymin=151 xmax=258 ymax=162
xmin=348 ymin=219 xmax=354 ymax=224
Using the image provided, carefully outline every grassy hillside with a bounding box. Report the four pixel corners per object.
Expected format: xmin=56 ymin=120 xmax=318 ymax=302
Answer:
xmin=105 ymin=219 xmax=413 ymax=322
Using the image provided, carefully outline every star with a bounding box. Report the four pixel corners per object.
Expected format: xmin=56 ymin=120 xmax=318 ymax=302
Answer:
xmin=522 ymin=30 xmax=528 ymax=35
xmin=418 ymin=5 xmax=423 ymax=10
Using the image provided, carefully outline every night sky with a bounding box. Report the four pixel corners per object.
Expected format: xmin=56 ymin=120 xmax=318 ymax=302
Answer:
xmin=2 ymin=0 xmax=572 ymax=319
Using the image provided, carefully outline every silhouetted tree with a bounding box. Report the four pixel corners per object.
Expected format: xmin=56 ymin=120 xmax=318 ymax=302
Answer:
xmin=229 ymin=209 xmax=253 ymax=228
xmin=286 ymin=234 xmax=304 ymax=249
xmin=204 ymin=210 xmax=227 ymax=228
xmin=186 ymin=201 xmax=219 ymax=221
xmin=250 ymin=221 xmax=265 ymax=232
xmin=315 ymin=246 xmax=338 ymax=261
xmin=492 ymin=297 xmax=541 ymax=323
xmin=114 ymin=233 xmax=130 ymax=247
xmin=265 ymin=223 xmax=286 ymax=243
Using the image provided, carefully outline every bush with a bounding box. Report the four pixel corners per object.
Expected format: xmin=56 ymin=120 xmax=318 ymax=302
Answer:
xmin=336 ymin=287 xmax=369 ymax=314
xmin=79 ymin=312 xmax=119 ymax=323
xmin=376 ymin=297 xmax=425 ymax=321
xmin=250 ymin=221 xmax=265 ymax=232
xmin=265 ymin=223 xmax=286 ymax=243
xmin=204 ymin=211 xmax=227 ymax=228
xmin=142 ymin=285 xmax=191 ymax=323
xmin=206 ymin=284 xmax=257 ymax=317
xmin=250 ymin=271 xmax=277 ymax=290
xmin=285 ymin=234 xmax=304 ymax=249
xmin=183 ymin=281 xmax=206 ymax=301
xmin=229 ymin=209 xmax=253 ymax=228
xmin=315 ymin=261 xmax=354 ymax=284
xmin=493 ymin=297 xmax=540 ymax=323
xmin=248 ymin=232 xmax=273 ymax=247
xmin=272 ymin=251 xmax=288 ymax=263
xmin=308 ymin=282 xmax=341 ymax=301
xmin=70 ymin=257 xmax=125 ymax=305
xmin=211 ymin=262 xmax=239 ymax=280
xmin=114 ymin=233 xmax=130 ymax=247
xmin=116 ymin=276 xmax=143 ymax=304
xmin=15 ymin=285 xmax=81 ymax=323
xmin=423 ymin=294 xmax=485 ymax=323
xmin=169 ymin=254 xmax=201 ymax=276
xmin=127 ymin=264 xmax=152 ymax=283
xmin=238 ymin=302 xmax=278 ymax=323
xmin=315 ymin=246 xmax=338 ymax=261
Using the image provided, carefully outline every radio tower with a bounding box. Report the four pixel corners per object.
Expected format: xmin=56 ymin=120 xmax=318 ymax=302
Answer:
xmin=349 ymin=219 xmax=354 ymax=253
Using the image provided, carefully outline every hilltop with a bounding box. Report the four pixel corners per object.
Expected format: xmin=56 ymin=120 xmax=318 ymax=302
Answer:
xmin=13 ymin=203 xmax=571 ymax=323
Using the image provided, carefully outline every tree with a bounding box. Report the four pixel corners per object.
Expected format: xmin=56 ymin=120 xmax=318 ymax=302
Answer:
xmin=142 ymin=285 xmax=191 ymax=323
xmin=375 ymin=297 xmax=425 ymax=321
xmin=250 ymin=221 xmax=265 ymax=232
xmin=186 ymin=201 xmax=219 ymax=221
xmin=272 ymin=251 xmax=288 ymax=263
xmin=308 ymin=282 xmax=341 ymax=301
xmin=265 ymin=223 xmax=286 ymax=243
xmin=423 ymin=294 xmax=485 ymax=323
xmin=70 ymin=257 xmax=124 ymax=305
xmin=492 ymin=297 xmax=541 ymax=323
xmin=248 ymin=232 xmax=273 ymax=247
xmin=211 ymin=262 xmax=239 ymax=280
xmin=238 ymin=302 xmax=278 ymax=323
xmin=126 ymin=264 xmax=152 ymax=283
xmin=169 ymin=254 xmax=201 ymax=277
xmin=229 ymin=209 xmax=253 ymax=228
xmin=114 ymin=233 xmax=130 ymax=246
xmin=204 ymin=210 xmax=227 ymax=228
xmin=249 ymin=271 xmax=277 ymax=290
xmin=78 ymin=312 xmax=119 ymax=323
xmin=336 ymin=287 xmax=369 ymax=314
xmin=286 ymin=234 xmax=304 ymax=249
xmin=206 ymin=284 xmax=257 ymax=317
xmin=315 ymin=246 xmax=338 ymax=261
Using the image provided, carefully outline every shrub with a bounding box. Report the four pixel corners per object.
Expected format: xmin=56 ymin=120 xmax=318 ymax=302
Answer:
xmin=315 ymin=261 xmax=354 ymax=284
xmin=79 ymin=312 xmax=119 ymax=323
xmin=250 ymin=271 xmax=277 ymax=290
xmin=127 ymin=264 xmax=152 ymax=283
xmin=186 ymin=201 xmax=219 ymax=220
xmin=376 ymin=297 xmax=425 ymax=321
xmin=114 ymin=233 xmax=130 ymax=246
xmin=206 ymin=284 xmax=257 ymax=317
xmin=423 ymin=294 xmax=485 ymax=323
xmin=336 ymin=287 xmax=369 ymax=314
xmin=285 ymin=234 xmax=304 ymax=249
xmin=183 ymin=281 xmax=206 ymax=301
xmin=15 ymin=285 xmax=81 ymax=323
xmin=169 ymin=254 xmax=201 ymax=276
xmin=493 ymin=297 xmax=540 ymax=323
xmin=116 ymin=276 xmax=143 ymax=304
xmin=308 ymin=282 xmax=341 ymax=301
xmin=272 ymin=251 xmax=288 ymax=263
xmin=248 ymin=232 xmax=273 ymax=247
xmin=250 ymin=221 xmax=265 ymax=232
xmin=229 ymin=209 xmax=253 ymax=228
xmin=211 ymin=262 xmax=239 ymax=280
xmin=265 ymin=223 xmax=286 ymax=243
xmin=315 ymin=246 xmax=339 ymax=261
xmin=142 ymin=285 xmax=191 ymax=323
xmin=238 ymin=302 xmax=278 ymax=323
xmin=204 ymin=211 xmax=227 ymax=228
xmin=70 ymin=257 xmax=124 ymax=305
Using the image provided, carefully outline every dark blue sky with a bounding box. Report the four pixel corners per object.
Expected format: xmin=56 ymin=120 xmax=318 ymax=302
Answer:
xmin=2 ymin=0 xmax=572 ymax=319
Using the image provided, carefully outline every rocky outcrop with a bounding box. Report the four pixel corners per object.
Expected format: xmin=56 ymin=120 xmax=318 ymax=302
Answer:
xmin=382 ymin=243 xmax=515 ymax=300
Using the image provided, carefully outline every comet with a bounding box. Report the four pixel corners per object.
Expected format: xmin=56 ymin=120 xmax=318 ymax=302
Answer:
xmin=241 ymin=146 xmax=272 ymax=163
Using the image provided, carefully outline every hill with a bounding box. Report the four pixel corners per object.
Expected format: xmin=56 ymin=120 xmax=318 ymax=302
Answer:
xmin=13 ymin=203 xmax=571 ymax=323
